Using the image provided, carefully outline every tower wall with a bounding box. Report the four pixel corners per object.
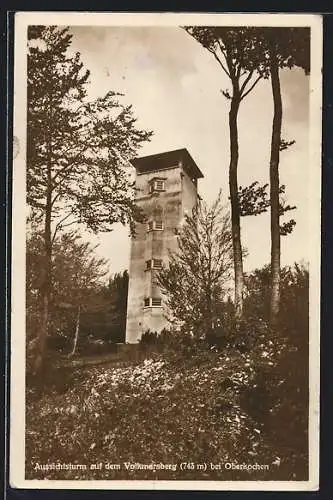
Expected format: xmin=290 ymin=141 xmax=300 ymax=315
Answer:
xmin=125 ymin=153 xmax=202 ymax=343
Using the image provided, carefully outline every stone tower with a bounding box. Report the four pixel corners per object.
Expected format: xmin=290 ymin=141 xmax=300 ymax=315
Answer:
xmin=125 ymin=148 xmax=204 ymax=343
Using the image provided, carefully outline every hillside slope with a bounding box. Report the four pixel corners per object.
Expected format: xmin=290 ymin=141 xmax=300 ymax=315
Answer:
xmin=26 ymin=345 xmax=307 ymax=481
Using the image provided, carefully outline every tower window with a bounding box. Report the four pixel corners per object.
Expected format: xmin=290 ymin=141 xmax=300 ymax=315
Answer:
xmin=144 ymin=297 xmax=162 ymax=307
xmin=146 ymin=259 xmax=163 ymax=270
xmin=149 ymin=179 xmax=165 ymax=193
xmin=147 ymin=220 xmax=164 ymax=232
xmin=153 ymin=259 xmax=162 ymax=269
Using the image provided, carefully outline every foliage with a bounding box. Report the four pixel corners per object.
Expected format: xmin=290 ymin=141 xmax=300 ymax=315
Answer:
xmin=26 ymin=258 xmax=309 ymax=481
xmin=184 ymin=26 xmax=268 ymax=87
xmin=184 ymin=26 xmax=267 ymax=320
xmin=252 ymin=27 xmax=310 ymax=323
xmin=27 ymin=25 xmax=152 ymax=370
xmin=278 ymin=185 xmax=296 ymax=236
xmin=27 ymin=230 xmax=109 ymax=352
xmin=238 ymin=182 xmax=270 ymax=217
xmin=250 ymin=27 xmax=310 ymax=75
xmin=106 ymin=270 xmax=129 ymax=340
xmin=27 ymin=229 xmax=131 ymax=356
xmin=238 ymin=182 xmax=296 ymax=235
xmin=244 ymin=262 xmax=309 ymax=331
xmin=78 ymin=270 xmax=130 ymax=348
xmin=51 ymin=232 xmax=109 ymax=308
xmin=26 ymin=332 xmax=307 ymax=481
xmin=242 ymin=262 xmax=309 ymax=474
xmin=156 ymin=192 xmax=233 ymax=336
xmin=140 ymin=329 xmax=158 ymax=344
xmin=184 ymin=27 xmax=310 ymax=322
xmin=27 ymin=25 xmax=152 ymax=234
xmin=139 ymin=328 xmax=207 ymax=361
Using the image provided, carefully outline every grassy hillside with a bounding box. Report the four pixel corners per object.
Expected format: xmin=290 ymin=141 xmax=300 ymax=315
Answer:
xmin=26 ymin=343 xmax=308 ymax=481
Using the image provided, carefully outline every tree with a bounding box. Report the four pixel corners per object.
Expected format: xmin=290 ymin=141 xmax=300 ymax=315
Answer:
xmin=243 ymin=261 xmax=309 ymax=344
xmin=52 ymin=232 xmax=109 ymax=356
xmin=255 ymin=28 xmax=310 ymax=324
xmin=27 ymin=26 xmax=152 ymax=371
xmin=186 ymin=27 xmax=309 ymax=324
xmin=184 ymin=27 xmax=266 ymax=320
xmin=268 ymin=34 xmax=284 ymax=326
xmin=27 ymin=230 xmax=109 ymax=356
xmin=156 ymin=193 xmax=233 ymax=337
xmin=238 ymin=181 xmax=296 ymax=235
xmin=102 ymin=270 xmax=129 ymax=342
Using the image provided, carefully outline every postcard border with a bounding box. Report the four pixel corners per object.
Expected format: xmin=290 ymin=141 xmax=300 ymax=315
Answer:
xmin=10 ymin=11 xmax=322 ymax=491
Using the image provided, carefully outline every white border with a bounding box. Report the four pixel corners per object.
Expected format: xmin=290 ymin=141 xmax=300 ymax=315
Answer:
xmin=10 ymin=11 xmax=322 ymax=491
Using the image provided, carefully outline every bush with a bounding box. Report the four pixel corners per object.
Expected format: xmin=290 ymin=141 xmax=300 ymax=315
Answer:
xmin=139 ymin=329 xmax=159 ymax=346
xmin=26 ymin=261 xmax=309 ymax=480
xmin=139 ymin=328 xmax=206 ymax=360
xmin=78 ymin=336 xmax=118 ymax=356
xmin=201 ymin=295 xmax=308 ymax=475
xmin=244 ymin=262 xmax=309 ymax=333
xmin=47 ymin=329 xmax=72 ymax=353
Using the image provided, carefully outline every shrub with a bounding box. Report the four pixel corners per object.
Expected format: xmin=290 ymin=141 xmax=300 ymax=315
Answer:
xmin=139 ymin=329 xmax=159 ymax=346
xmin=244 ymin=262 xmax=309 ymax=334
xmin=139 ymin=328 xmax=206 ymax=361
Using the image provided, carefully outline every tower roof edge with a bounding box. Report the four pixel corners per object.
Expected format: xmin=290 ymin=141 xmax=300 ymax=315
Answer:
xmin=130 ymin=148 xmax=204 ymax=179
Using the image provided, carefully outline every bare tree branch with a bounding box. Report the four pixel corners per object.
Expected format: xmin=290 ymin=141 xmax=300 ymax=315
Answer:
xmin=51 ymin=146 xmax=89 ymax=183
xmin=240 ymin=74 xmax=262 ymax=101
xmin=51 ymin=213 xmax=73 ymax=244
xmin=239 ymin=70 xmax=254 ymax=95
xmin=207 ymin=46 xmax=231 ymax=78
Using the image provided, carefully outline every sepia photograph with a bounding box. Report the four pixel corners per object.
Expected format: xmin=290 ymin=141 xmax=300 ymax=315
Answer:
xmin=10 ymin=12 xmax=321 ymax=490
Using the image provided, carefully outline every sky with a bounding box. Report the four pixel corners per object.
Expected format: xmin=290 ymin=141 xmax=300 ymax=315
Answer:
xmin=68 ymin=25 xmax=310 ymax=275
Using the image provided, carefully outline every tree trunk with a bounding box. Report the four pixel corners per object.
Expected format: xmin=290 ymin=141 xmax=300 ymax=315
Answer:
xmin=269 ymin=50 xmax=282 ymax=326
xmin=69 ymin=305 xmax=81 ymax=357
xmin=206 ymin=230 xmax=213 ymax=335
xmin=206 ymin=286 xmax=213 ymax=336
xmin=33 ymin=162 xmax=52 ymax=373
xmin=228 ymin=93 xmax=243 ymax=321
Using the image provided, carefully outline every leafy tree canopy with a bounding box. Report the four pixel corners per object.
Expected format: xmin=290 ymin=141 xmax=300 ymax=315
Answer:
xmin=27 ymin=25 xmax=153 ymax=236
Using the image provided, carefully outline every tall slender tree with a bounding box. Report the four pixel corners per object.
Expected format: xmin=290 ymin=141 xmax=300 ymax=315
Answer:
xmin=185 ymin=27 xmax=267 ymax=320
xmin=185 ymin=26 xmax=309 ymax=324
xmin=27 ymin=26 xmax=152 ymax=371
xmin=269 ymin=42 xmax=283 ymax=325
xmin=257 ymin=28 xmax=310 ymax=325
